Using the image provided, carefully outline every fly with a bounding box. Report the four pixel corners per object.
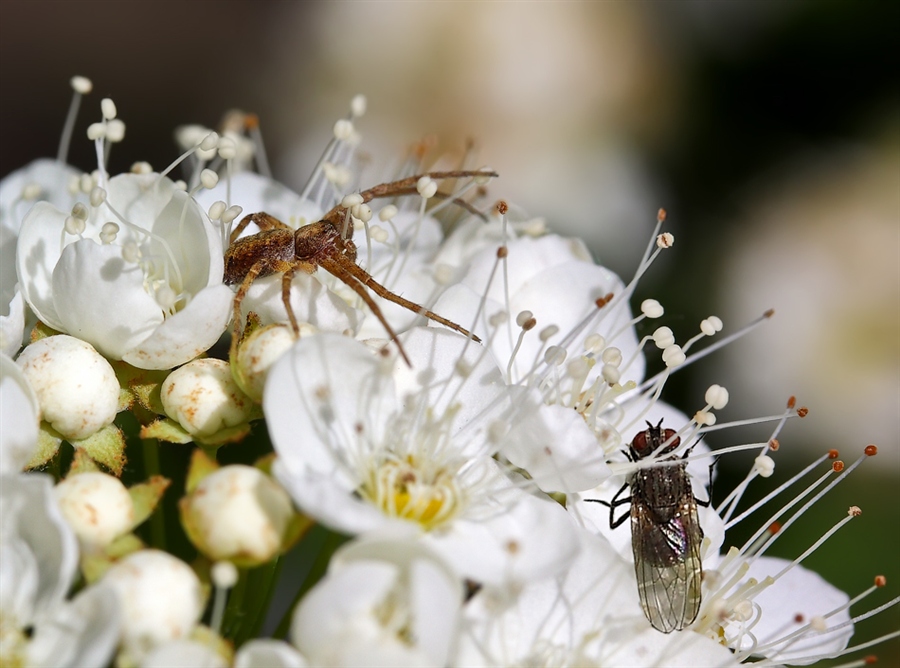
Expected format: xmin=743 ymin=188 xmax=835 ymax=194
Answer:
xmin=587 ymin=420 xmax=711 ymax=633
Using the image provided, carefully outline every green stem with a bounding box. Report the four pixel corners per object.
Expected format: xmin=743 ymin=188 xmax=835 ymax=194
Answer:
xmin=273 ymin=528 xmax=348 ymax=639
xmin=222 ymin=567 xmax=249 ymax=639
xmin=233 ymin=557 xmax=283 ymax=647
xmin=141 ymin=438 xmax=166 ymax=551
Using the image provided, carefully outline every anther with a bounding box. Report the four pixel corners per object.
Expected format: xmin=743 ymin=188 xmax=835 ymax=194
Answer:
xmin=72 ymin=203 xmax=89 ymax=220
xmin=544 ymin=346 xmax=566 ymax=366
xmin=539 ymin=325 xmax=559 ymax=342
xmin=200 ymin=169 xmax=219 ymax=190
xmin=848 ymin=506 xmax=862 ymax=517
xmin=22 ymin=183 xmax=42 ymax=200
xmin=371 ymin=226 xmax=389 ymax=244
xmin=222 ymin=205 xmax=243 ymax=225
xmin=656 ymin=232 xmax=674 ymax=248
xmin=602 ymin=364 xmax=620 ymax=384
xmin=700 ymin=316 xmax=724 ymax=336
xmin=595 ymin=293 xmax=614 ymax=309
xmin=516 ymin=311 xmax=536 ymax=330
xmin=653 ymin=326 xmax=675 ymax=349
xmin=754 ymin=455 xmax=775 ymax=477
xmin=829 ymin=449 xmax=840 ymax=459
xmin=101 ymin=98 xmax=117 ymax=120
xmin=341 ymin=193 xmax=364 ymax=208
xmin=497 ymin=246 xmax=508 ymax=259
xmin=130 ymin=161 xmax=152 ymax=174
xmin=584 ymin=334 xmax=605 ymax=354
xmin=641 ymin=299 xmax=664 ymax=318
xmin=875 ymin=575 xmax=887 ymax=587
xmin=218 ymin=137 xmax=236 ymax=160
xmin=64 ymin=216 xmax=85 ymax=236
xmin=787 ymin=396 xmax=797 ymax=409
xmin=99 ymin=222 xmax=119 ymax=244
xmin=865 ymin=657 xmax=878 ymax=665
xmin=333 ymin=119 xmax=354 ymax=141
xmin=200 ymin=132 xmax=219 ymax=152
xmin=797 ymin=406 xmax=809 ymax=417
xmin=378 ymin=205 xmax=397 ymax=221
xmin=705 ymin=384 xmax=729 ymax=409
xmin=350 ymin=94 xmax=367 ymax=118
xmin=86 ymin=122 xmax=106 ymax=140
xmin=90 ymin=187 xmax=107 ymax=207
xmin=864 ymin=444 xmax=878 ymax=456
xmin=70 ymin=75 xmax=93 ymax=94
xmin=105 ymin=119 xmax=125 ymax=143
xmin=769 ymin=521 xmax=781 ymax=534
xmin=809 ymin=616 xmax=827 ymax=632
xmin=475 ymin=168 xmax=494 ymax=186
xmin=416 ymin=176 xmax=437 ymax=199
xmin=122 ymin=242 xmax=141 ymax=264
xmin=833 ymin=461 xmax=845 ymax=473
xmin=764 ymin=308 xmax=775 ymax=318
xmin=657 ymin=208 xmax=667 ymax=223
xmin=208 ymin=201 xmax=226 ymax=221
xmin=601 ymin=347 xmax=622 ymax=366
xmin=662 ymin=344 xmax=685 ymax=368
xmin=769 ymin=438 xmax=780 ymax=451
xmin=496 ymin=200 xmax=508 ymax=215
xmin=695 ymin=410 xmax=716 ymax=426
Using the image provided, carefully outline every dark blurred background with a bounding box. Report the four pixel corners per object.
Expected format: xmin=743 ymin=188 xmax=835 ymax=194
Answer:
xmin=2 ymin=1 xmax=896 ymax=663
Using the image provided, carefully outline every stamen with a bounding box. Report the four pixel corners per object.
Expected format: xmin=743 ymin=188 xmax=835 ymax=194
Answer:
xmin=57 ymin=75 xmax=92 ymax=164
xmin=209 ymin=560 xmax=239 ymax=634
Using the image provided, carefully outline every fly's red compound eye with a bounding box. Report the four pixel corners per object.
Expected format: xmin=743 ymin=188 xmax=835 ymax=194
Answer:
xmin=660 ymin=429 xmax=681 ymax=453
xmin=632 ymin=430 xmax=651 ymax=457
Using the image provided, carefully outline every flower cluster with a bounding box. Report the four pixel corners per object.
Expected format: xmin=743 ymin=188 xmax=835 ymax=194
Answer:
xmin=0 ymin=77 xmax=896 ymax=668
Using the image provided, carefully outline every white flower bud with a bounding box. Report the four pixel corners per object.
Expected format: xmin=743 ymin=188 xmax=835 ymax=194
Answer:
xmin=54 ymin=472 xmax=134 ymax=546
xmin=103 ymin=550 xmax=203 ymax=660
xmin=182 ymin=465 xmax=295 ymax=566
xmin=16 ymin=335 xmax=119 ymax=440
xmin=235 ymin=324 xmax=298 ymax=402
xmin=161 ymin=359 xmax=253 ymax=438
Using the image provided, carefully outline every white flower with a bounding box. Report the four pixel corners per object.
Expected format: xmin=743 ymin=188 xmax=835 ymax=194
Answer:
xmin=16 ymin=335 xmax=119 ymax=441
xmin=0 ymin=473 xmax=120 ymax=668
xmin=102 ymin=549 xmax=204 ymax=664
xmin=16 ymin=173 xmax=232 ymax=369
xmin=234 ymin=639 xmax=307 ymax=668
xmin=0 ymin=352 xmax=40 ymax=473
xmin=267 ymin=327 xmax=580 ymax=585
xmin=180 ymin=464 xmax=295 ymax=566
xmin=290 ymin=532 xmax=461 ymax=667
xmin=53 ymin=471 xmax=134 ymax=547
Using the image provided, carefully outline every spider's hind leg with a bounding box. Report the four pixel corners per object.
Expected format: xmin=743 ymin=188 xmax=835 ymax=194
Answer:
xmin=230 ymin=212 xmax=292 ymax=245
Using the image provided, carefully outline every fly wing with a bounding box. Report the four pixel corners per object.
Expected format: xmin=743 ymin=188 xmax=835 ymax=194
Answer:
xmin=630 ymin=495 xmax=703 ymax=633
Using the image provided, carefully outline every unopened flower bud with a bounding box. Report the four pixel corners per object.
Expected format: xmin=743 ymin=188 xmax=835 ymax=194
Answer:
xmin=54 ymin=471 xmax=134 ymax=546
xmin=161 ymin=359 xmax=253 ymax=438
xmin=235 ymin=324 xmax=299 ymax=402
xmin=103 ymin=550 xmax=203 ymax=660
xmin=181 ymin=465 xmax=295 ymax=566
xmin=16 ymin=335 xmax=118 ymax=440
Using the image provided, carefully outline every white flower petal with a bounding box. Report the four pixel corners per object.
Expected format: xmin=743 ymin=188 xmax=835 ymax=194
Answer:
xmin=0 ymin=473 xmax=78 ymax=625
xmin=51 ymin=239 xmax=163 ymax=359
xmin=122 ymin=284 xmax=232 ymax=370
xmin=0 ymin=353 xmax=40 ymax=474
xmin=0 ymin=289 xmax=26 ymax=357
xmin=16 ymin=201 xmax=69 ymax=330
xmin=26 ymin=584 xmax=120 ymax=668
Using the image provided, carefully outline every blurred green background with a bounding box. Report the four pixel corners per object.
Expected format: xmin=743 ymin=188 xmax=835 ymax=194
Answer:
xmin=2 ymin=1 xmax=896 ymax=664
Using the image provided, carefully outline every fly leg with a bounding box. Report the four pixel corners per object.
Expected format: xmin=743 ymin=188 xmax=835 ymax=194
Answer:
xmin=585 ymin=481 xmax=632 ymax=529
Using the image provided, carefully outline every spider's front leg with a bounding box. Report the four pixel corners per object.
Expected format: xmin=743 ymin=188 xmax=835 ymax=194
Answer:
xmin=229 ymin=212 xmax=292 ymax=245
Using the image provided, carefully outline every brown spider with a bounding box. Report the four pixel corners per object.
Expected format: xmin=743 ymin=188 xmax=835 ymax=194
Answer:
xmin=223 ymin=170 xmax=495 ymax=365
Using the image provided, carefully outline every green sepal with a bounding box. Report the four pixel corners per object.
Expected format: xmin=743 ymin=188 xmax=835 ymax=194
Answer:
xmin=127 ymin=475 xmax=171 ymax=531
xmin=29 ymin=320 xmax=62 ymax=344
xmin=113 ymin=361 xmax=169 ymax=416
xmin=70 ymin=423 xmax=127 ymax=476
xmin=68 ymin=448 xmax=101 ymax=475
xmin=140 ymin=417 xmax=194 ymax=444
xmin=189 ymin=626 xmax=234 ymax=666
xmin=185 ymin=448 xmax=220 ymax=494
xmin=26 ymin=423 xmax=63 ymax=470
xmin=81 ymin=532 xmax=145 ymax=583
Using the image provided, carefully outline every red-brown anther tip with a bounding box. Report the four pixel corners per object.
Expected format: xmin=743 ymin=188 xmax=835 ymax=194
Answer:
xmin=787 ymin=396 xmax=797 ymax=409
xmin=828 ymin=449 xmax=840 ymax=459
xmin=865 ymin=444 xmax=878 ymax=456
xmin=864 ymin=656 xmax=878 ymax=665
xmin=875 ymin=575 xmax=887 ymax=587
xmin=832 ymin=460 xmax=845 ymax=473
xmin=848 ymin=505 xmax=862 ymax=517
xmin=244 ymin=113 xmax=260 ymax=130
xmin=794 ymin=613 xmax=805 ymax=623
xmin=496 ymin=200 xmax=508 ymax=215
xmin=522 ymin=317 xmax=537 ymax=332
xmin=797 ymin=406 xmax=809 ymax=417
xmin=657 ymin=208 xmax=667 ymax=222
xmin=768 ymin=521 xmax=781 ymax=534
xmin=497 ymin=246 xmax=508 ymax=259
xmin=769 ymin=438 xmax=780 ymax=451
xmin=595 ymin=293 xmax=614 ymax=309
xmin=764 ymin=308 xmax=775 ymax=318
